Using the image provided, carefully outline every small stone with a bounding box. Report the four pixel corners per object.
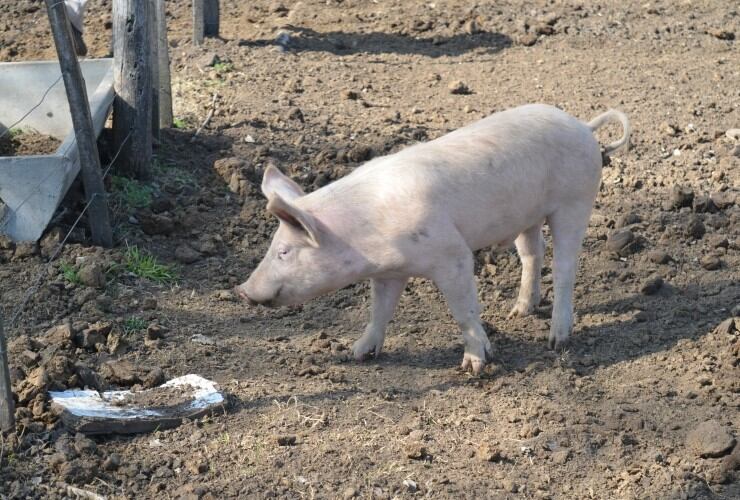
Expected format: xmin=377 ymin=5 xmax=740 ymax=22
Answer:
xmin=686 ymin=216 xmax=706 ymax=239
xmin=12 ymin=242 xmax=38 ymax=260
xmin=142 ymin=367 xmax=165 ymax=388
xmin=275 ymin=435 xmax=297 ymax=446
xmin=43 ymin=321 xmax=75 ymax=347
xmin=535 ymin=23 xmax=555 ymax=35
xmin=671 ymin=186 xmax=694 ymax=209
xmin=518 ymin=33 xmax=538 ymax=46
xmin=714 ymin=318 xmax=736 ymax=335
xmin=464 ymin=19 xmax=482 ymax=35
xmin=700 ymin=255 xmax=721 ymax=270
xmin=79 ymin=321 xmax=112 ymax=349
xmin=616 ymin=212 xmax=641 ymax=228
xmin=175 ymin=244 xmax=201 ymax=264
xmin=606 ymin=229 xmax=636 ymax=255
xmin=348 ymin=145 xmax=373 ymax=163
xmin=641 ymin=276 xmax=664 ymax=295
xmin=502 ymin=478 xmax=519 ymax=493
xmin=706 ymin=28 xmax=735 ymax=40
xmin=720 ymin=446 xmax=740 ymax=473
xmin=287 ymin=107 xmax=304 ymax=122
xmin=476 ymin=443 xmax=502 ymax=462
xmin=404 ymin=441 xmax=427 ymax=460
xmin=191 ymin=334 xmax=216 ymax=346
xmin=552 ymin=449 xmax=571 ymax=464
xmin=142 ymin=297 xmax=157 ymax=310
xmin=648 ymin=250 xmax=671 ymax=264
xmin=660 ymin=121 xmax=678 ymax=136
xmin=342 ymin=487 xmax=358 ymax=499
xmin=710 ymin=191 xmax=736 ymax=210
xmin=140 ymin=213 xmax=175 ymax=236
xmin=693 ymin=194 xmax=716 ymax=213
xmin=686 ymin=420 xmax=736 ymax=458
xmin=726 ymin=129 xmax=740 ymax=142
xmin=448 ymin=80 xmax=471 ymax=95
xmin=103 ymin=453 xmax=121 ymax=471
xmin=73 ymin=433 xmax=97 ymax=454
xmin=78 ymin=263 xmax=106 ymax=288
xmin=185 ymin=459 xmax=209 ymax=474
xmin=146 ymin=324 xmax=166 ymax=340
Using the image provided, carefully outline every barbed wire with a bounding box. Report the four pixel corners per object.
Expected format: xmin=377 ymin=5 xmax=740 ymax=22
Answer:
xmin=8 ymin=130 xmax=132 ymax=327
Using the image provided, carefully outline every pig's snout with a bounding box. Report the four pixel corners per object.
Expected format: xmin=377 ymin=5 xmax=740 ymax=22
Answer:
xmin=233 ymin=285 xmax=257 ymax=306
xmin=234 ymin=283 xmax=283 ymax=307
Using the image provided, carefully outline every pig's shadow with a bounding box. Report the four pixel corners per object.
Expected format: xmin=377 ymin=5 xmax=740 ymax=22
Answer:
xmin=379 ymin=278 xmax=738 ymax=377
xmin=237 ymin=26 xmax=512 ymax=58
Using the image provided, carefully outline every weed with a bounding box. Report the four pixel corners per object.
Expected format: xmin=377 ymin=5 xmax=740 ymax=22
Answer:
xmin=172 ymin=117 xmax=187 ymax=129
xmin=213 ymin=61 xmax=234 ymax=74
xmin=124 ymin=245 xmax=176 ymax=283
xmin=110 ymin=175 xmax=153 ymax=209
xmin=59 ymin=262 xmax=82 ymax=285
xmin=123 ymin=317 xmax=147 ymax=335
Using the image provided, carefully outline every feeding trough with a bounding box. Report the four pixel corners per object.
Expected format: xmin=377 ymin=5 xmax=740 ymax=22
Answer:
xmin=0 ymin=58 xmax=114 ymax=242
xmin=49 ymin=374 xmax=226 ymax=435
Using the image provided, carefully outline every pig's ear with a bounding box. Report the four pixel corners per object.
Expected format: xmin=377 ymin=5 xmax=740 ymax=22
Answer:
xmin=261 ymin=164 xmax=305 ymax=202
xmin=267 ymin=193 xmax=320 ymax=247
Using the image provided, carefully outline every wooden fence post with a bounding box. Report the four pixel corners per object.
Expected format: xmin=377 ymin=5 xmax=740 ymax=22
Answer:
xmin=156 ymin=0 xmax=173 ymax=128
xmin=193 ymin=0 xmax=204 ymax=45
xmin=204 ymin=0 xmax=219 ymax=38
xmin=0 ymin=312 xmax=14 ymax=432
xmin=112 ymin=0 xmax=152 ymax=179
xmin=149 ymin=0 xmax=160 ymax=141
xmin=193 ymin=0 xmax=219 ymax=45
xmin=45 ymin=0 xmax=114 ymax=248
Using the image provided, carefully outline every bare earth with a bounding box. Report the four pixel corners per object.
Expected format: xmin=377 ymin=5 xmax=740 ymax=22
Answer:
xmin=0 ymin=0 xmax=738 ymax=499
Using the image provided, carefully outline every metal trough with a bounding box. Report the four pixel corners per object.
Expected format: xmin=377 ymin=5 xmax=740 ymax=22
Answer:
xmin=0 ymin=58 xmax=114 ymax=242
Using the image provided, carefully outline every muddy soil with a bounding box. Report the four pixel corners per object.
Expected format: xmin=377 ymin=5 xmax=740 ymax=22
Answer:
xmin=0 ymin=129 xmax=61 ymax=156
xmin=1 ymin=0 xmax=739 ymax=499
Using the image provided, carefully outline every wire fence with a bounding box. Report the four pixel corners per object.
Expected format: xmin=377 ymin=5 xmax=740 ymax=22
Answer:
xmin=7 ymin=130 xmax=131 ymax=328
xmin=1 ymin=5 xmax=129 ymax=329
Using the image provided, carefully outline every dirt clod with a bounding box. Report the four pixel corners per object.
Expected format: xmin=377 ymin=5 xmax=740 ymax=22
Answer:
xmin=686 ymin=420 xmax=736 ymax=458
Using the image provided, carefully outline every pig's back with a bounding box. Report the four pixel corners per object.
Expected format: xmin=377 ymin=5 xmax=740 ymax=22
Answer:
xmin=372 ymin=104 xmax=602 ymax=249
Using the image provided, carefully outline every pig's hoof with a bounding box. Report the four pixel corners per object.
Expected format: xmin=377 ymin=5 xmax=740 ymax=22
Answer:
xmin=507 ymin=300 xmax=536 ymax=319
xmin=461 ymin=352 xmax=486 ymax=375
xmin=548 ymin=334 xmax=571 ymax=352
xmin=352 ymin=336 xmax=383 ymax=361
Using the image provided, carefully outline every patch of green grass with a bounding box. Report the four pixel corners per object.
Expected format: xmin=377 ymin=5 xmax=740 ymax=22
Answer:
xmin=110 ymin=175 xmax=153 ymax=209
xmin=213 ymin=61 xmax=234 ymax=74
xmin=124 ymin=245 xmax=176 ymax=283
xmin=123 ymin=316 xmax=147 ymax=335
xmin=172 ymin=117 xmax=187 ymax=129
xmin=59 ymin=262 xmax=82 ymax=285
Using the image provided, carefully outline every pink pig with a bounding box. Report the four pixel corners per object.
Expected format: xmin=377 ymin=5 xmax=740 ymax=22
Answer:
xmin=236 ymin=104 xmax=630 ymax=374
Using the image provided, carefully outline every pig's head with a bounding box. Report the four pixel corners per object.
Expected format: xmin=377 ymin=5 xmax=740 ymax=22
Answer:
xmin=236 ymin=165 xmax=361 ymax=307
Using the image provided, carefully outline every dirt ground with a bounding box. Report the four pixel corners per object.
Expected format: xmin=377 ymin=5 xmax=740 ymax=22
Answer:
xmin=1 ymin=0 xmax=739 ymax=498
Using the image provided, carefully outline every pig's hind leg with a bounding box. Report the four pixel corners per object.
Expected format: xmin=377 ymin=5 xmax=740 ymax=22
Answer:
xmin=432 ymin=249 xmax=493 ymax=375
xmin=547 ymin=203 xmax=592 ymax=350
xmin=508 ymin=223 xmax=545 ymax=319
xmin=352 ymin=278 xmax=408 ymax=361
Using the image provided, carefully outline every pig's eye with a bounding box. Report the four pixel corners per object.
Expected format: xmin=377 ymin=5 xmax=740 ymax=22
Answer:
xmin=277 ymin=247 xmax=290 ymax=259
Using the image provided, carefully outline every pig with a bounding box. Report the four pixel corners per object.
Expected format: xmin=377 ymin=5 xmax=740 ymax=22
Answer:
xmin=236 ymin=104 xmax=630 ymax=374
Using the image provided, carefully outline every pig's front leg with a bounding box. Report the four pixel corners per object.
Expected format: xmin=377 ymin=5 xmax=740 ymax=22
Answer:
xmin=352 ymin=278 xmax=408 ymax=360
xmin=432 ymin=252 xmax=493 ymax=375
